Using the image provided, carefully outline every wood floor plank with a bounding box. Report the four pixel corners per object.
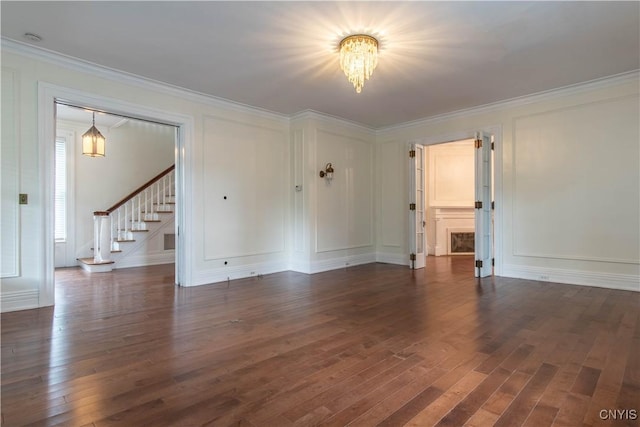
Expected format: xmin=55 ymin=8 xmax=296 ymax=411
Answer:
xmin=1 ymin=257 xmax=638 ymax=426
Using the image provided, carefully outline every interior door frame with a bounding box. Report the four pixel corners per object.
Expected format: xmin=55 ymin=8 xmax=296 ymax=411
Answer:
xmin=38 ymin=82 xmax=194 ymax=307
xmin=408 ymin=125 xmax=502 ymax=276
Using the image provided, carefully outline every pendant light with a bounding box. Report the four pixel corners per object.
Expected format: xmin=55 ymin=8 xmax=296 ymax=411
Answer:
xmin=82 ymin=112 xmax=106 ymax=157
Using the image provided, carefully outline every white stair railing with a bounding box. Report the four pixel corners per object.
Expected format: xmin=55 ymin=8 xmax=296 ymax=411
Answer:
xmin=91 ymin=165 xmax=175 ymax=263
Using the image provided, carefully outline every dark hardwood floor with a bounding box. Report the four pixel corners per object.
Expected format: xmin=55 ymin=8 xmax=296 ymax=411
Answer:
xmin=1 ymin=257 xmax=639 ymax=426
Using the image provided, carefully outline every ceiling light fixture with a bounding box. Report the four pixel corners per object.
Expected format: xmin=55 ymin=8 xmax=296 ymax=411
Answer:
xmin=339 ymin=34 xmax=378 ymax=94
xmin=82 ymin=112 xmax=106 ymax=157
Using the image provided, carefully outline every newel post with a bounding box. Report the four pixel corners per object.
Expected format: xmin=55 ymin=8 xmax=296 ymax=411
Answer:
xmin=93 ymin=211 xmax=111 ymax=263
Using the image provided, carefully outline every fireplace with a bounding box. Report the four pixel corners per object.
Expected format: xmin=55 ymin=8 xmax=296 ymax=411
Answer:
xmin=447 ymin=229 xmax=474 ymax=255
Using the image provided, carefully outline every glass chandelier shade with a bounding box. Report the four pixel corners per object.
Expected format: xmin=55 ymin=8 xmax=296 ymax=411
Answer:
xmin=339 ymin=34 xmax=378 ymax=94
xmin=82 ymin=112 xmax=106 ymax=157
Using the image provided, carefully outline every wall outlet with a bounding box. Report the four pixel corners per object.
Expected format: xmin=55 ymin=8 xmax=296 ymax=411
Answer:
xmin=539 ymin=275 xmax=550 ymax=281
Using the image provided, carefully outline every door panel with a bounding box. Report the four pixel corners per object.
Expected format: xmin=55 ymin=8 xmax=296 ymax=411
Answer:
xmin=410 ymin=144 xmax=426 ymax=269
xmin=474 ymin=132 xmax=493 ymax=277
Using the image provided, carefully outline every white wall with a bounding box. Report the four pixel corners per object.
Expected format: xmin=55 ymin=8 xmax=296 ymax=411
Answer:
xmin=1 ymin=42 xmax=638 ymax=312
xmin=376 ymin=75 xmax=640 ymax=290
xmin=290 ymin=114 xmax=376 ymax=273
xmin=57 ymin=119 xmax=175 ymax=261
xmin=1 ymin=45 xmax=291 ymax=311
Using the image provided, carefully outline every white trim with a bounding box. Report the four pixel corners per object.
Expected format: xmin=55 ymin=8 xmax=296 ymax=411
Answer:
xmin=190 ymin=260 xmax=289 ymax=287
xmin=0 ymin=290 xmax=39 ymax=313
xmin=378 ymin=70 xmax=640 ymax=134
xmin=3 ymin=38 xmax=289 ymax=125
xmin=375 ymin=252 xmax=409 ymax=266
xmin=309 ymin=253 xmax=376 ymax=274
xmin=3 ymin=37 xmax=637 ymax=135
xmin=38 ymin=82 xmax=195 ymax=307
xmin=502 ymin=264 xmax=640 ymax=292
xmin=1 ymin=68 xmax=21 ymax=278
xmin=115 ymin=252 xmax=175 ymax=269
xmin=290 ymin=110 xmax=376 ymax=134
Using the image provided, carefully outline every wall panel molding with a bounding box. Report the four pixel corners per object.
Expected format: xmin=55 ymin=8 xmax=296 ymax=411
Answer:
xmin=502 ymin=264 xmax=640 ymax=292
xmin=1 ymin=68 xmax=20 ymax=278
xmin=0 ymin=290 xmax=38 ymax=313
xmin=512 ymin=94 xmax=640 ymax=265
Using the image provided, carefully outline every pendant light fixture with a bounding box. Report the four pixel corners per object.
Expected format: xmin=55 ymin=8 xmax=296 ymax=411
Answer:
xmin=82 ymin=111 xmax=106 ymax=157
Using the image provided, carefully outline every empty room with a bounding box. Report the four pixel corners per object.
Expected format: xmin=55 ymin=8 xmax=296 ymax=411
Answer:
xmin=1 ymin=2 xmax=639 ymax=426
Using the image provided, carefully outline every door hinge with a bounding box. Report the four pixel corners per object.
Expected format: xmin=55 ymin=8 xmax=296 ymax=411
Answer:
xmin=475 ymin=201 xmax=482 ymax=209
xmin=409 ymin=149 xmax=416 ymax=158
xmin=475 ymin=260 xmax=483 ymax=268
xmin=491 ymin=142 xmax=495 ymax=150
xmin=409 ymin=203 xmax=416 ymax=211
xmin=410 ymin=253 xmax=416 ymax=261
xmin=475 ymin=139 xmax=482 ymax=149
xmin=492 ymin=258 xmax=495 ymax=266
xmin=491 ymin=201 xmax=495 ymax=210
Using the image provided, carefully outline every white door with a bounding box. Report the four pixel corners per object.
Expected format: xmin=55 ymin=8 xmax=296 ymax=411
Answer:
xmin=474 ymin=132 xmax=493 ymax=277
xmin=409 ymin=144 xmax=426 ymax=269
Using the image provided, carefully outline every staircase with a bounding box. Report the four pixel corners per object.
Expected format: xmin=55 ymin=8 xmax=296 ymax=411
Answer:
xmin=78 ymin=165 xmax=176 ymax=273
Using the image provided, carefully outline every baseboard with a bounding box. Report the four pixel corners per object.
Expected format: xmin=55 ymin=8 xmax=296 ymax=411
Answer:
xmin=115 ymin=252 xmax=175 ymax=269
xmin=502 ymin=264 xmax=640 ymax=292
xmin=289 ymin=258 xmax=311 ymax=274
xmin=309 ymin=253 xmax=376 ymax=274
xmin=190 ymin=260 xmax=289 ymax=287
xmin=1 ymin=289 xmax=40 ymax=312
xmin=376 ymin=252 xmax=409 ymax=266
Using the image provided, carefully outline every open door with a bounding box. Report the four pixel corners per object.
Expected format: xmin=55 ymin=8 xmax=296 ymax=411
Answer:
xmin=409 ymin=144 xmax=426 ymax=269
xmin=474 ymin=132 xmax=493 ymax=277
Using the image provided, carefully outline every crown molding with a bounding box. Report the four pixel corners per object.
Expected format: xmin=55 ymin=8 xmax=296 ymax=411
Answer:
xmin=3 ymin=38 xmax=637 ymax=133
xmin=377 ymin=70 xmax=640 ymax=135
xmin=1 ymin=37 xmax=290 ymax=124
xmin=290 ymin=109 xmax=375 ymax=134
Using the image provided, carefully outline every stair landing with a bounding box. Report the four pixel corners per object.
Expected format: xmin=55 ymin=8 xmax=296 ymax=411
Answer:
xmin=78 ymin=258 xmax=115 ymax=273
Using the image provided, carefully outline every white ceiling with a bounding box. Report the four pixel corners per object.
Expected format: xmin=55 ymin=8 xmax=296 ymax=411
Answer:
xmin=2 ymin=1 xmax=639 ymax=129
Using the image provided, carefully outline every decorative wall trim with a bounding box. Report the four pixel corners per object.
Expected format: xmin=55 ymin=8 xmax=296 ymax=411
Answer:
xmin=290 ymin=110 xmax=376 ymax=134
xmin=378 ymin=70 xmax=640 ymax=134
xmin=2 ymin=38 xmax=290 ymax=124
xmin=190 ymin=260 xmax=289 ymax=287
xmin=1 ymin=67 xmax=20 ymax=278
xmin=502 ymin=264 xmax=640 ymax=292
xmin=512 ymin=252 xmax=639 ymax=266
xmin=115 ymin=252 xmax=176 ymax=269
xmin=0 ymin=290 xmax=39 ymax=313
xmin=375 ymin=252 xmax=409 ymax=266
xmin=309 ymin=253 xmax=376 ymax=274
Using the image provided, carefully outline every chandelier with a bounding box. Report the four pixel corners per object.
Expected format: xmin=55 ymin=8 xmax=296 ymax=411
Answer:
xmin=339 ymin=34 xmax=378 ymax=93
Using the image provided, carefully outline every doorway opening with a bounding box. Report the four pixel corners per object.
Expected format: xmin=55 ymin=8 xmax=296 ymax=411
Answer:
xmin=39 ymin=82 xmax=192 ymax=309
xmin=409 ymin=129 xmax=499 ymax=278
xmin=54 ymin=103 xmax=179 ymax=277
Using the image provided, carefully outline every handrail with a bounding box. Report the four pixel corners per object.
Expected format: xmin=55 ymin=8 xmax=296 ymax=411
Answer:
xmin=106 ymin=164 xmax=175 ymax=213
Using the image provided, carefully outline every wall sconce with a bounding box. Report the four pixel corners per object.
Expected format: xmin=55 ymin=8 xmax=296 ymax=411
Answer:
xmin=319 ymin=163 xmax=334 ymax=181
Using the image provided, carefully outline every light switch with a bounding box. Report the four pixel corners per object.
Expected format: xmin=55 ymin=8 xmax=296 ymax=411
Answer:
xmin=19 ymin=194 xmax=28 ymax=204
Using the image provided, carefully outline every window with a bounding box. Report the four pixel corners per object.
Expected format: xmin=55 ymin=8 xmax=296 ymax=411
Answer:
xmin=55 ymin=137 xmax=66 ymax=242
